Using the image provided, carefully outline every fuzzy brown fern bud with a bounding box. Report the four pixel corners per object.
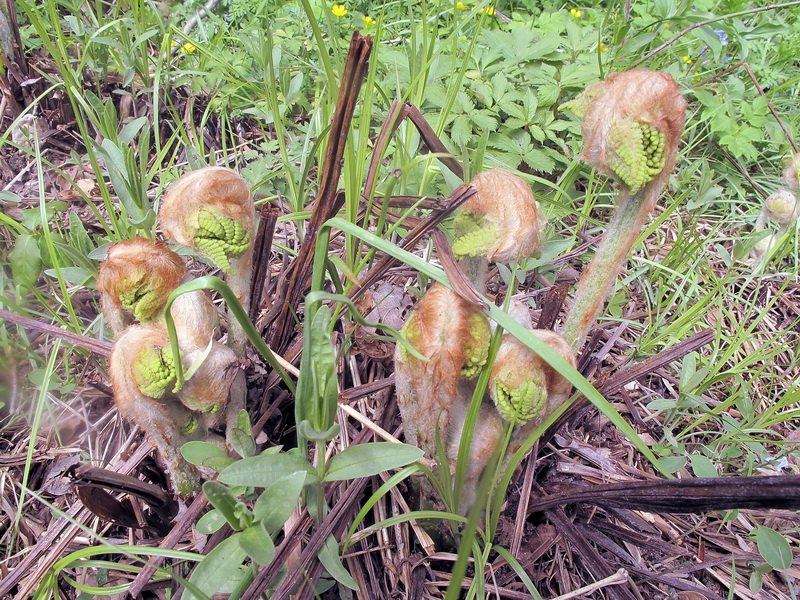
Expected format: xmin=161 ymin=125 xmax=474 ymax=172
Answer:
xmin=490 ymin=329 xmax=575 ymax=426
xmin=110 ymin=324 xmax=200 ymax=494
xmin=784 ymin=153 xmax=800 ymax=193
xmin=394 ymin=283 xmax=491 ymax=455
xmin=178 ymin=341 xmax=238 ymax=415
xmin=168 ymin=289 xmax=221 ymax=349
xmin=97 ymin=238 xmax=187 ymax=334
xmin=763 ymin=189 xmax=799 ymax=228
xmin=562 ymin=70 xmax=686 ymax=195
xmin=159 ymin=167 xmax=255 ymax=276
xmin=452 ymin=169 xmax=547 ymax=263
xmin=159 ymin=167 xmax=256 ymax=445
xmin=505 ymin=329 xmax=577 ymax=456
xmin=560 ymin=70 xmax=687 ymax=350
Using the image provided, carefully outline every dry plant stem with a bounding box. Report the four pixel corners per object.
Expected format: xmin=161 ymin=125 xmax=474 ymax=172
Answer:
xmin=346 ymin=185 xmax=475 ymax=302
xmin=527 ymin=474 xmax=800 ymax=514
xmin=269 ymin=32 xmax=372 ymax=353
xmin=0 ymin=308 xmax=112 ymax=356
xmin=362 ymin=100 xmax=464 ymax=199
xmin=432 ymin=229 xmax=486 ymax=308
xmin=128 ymin=493 xmax=209 ymax=597
xmin=250 ymin=207 xmax=279 ymax=323
xmin=561 ymin=184 xmax=658 ymax=351
xmin=458 ymin=256 xmax=488 ymax=296
xmin=0 ymin=442 xmax=153 ymax=598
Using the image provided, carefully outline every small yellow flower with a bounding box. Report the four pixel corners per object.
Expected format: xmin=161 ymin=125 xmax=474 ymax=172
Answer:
xmin=683 ymin=55 xmax=693 ymax=64
xmin=362 ymin=15 xmax=375 ymax=26
xmin=599 ymin=42 xmax=608 ymax=52
xmin=569 ymin=8 xmax=582 ymax=17
xmin=477 ymin=5 xmax=495 ymax=14
xmin=663 ymin=22 xmax=670 ymax=28
xmin=456 ymin=1 xmax=466 ymax=9
xmin=331 ymin=3 xmax=348 ymax=16
xmin=181 ymin=42 xmax=197 ymax=53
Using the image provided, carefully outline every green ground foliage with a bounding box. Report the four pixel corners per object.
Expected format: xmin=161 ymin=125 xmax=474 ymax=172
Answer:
xmin=1 ymin=0 xmax=799 ymax=597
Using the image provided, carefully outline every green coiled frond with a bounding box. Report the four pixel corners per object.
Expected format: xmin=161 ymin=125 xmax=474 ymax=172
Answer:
xmin=180 ymin=413 xmax=199 ymax=436
xmin=608 ymin=122 xmax=666 ymax=192
xmin=118 ymin=272 xmax=165 ymax=322
xmin=493 ymin=371 xmax=547 ymax=425
xmin=461 ymin=313 xmax=490 ymax=378
xmin=451 ymin=211 xmax=500 ymax=259
xmin=194 ymin=209 xmax=251 ymax=273
xmin=133 ymin=346 xmax=178 ymax=399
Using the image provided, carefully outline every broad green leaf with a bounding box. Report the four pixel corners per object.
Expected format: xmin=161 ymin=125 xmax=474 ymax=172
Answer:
xmin=756 ymin=526 xmax=793 ymax=571
xmin=183 ymin=534 xmax=248 ymax=600
xmin=238 ymin=521 xmax=275 ymax=566
xmin=196 ymin=509 xmax=227 ymax=535
xmin=68 ymin=212 xmax=94 ymax=258
xmin=655 ymin=455 xmax=686 ymax=474
xmin=324 ymin=442 xmax=424 ymax=481
xmin=182 ymin=441 xmax=236 ymax=472
xmin=253 ymin=471 xmax=307 ymax=534
xmin=43 ymin=267 xmax=93 ymax=286
xmin=118 ymin=116 xmax=149 ymax=144
xmin=229 ymin=410 xmax=256 ymax=458
xmin=218 ymin=451 xmax=316 ymax=487
xmin=317 ymin=535 xmax=358 ymax=591
xmin=689 ymin=455 xmax=717 ymax=478
xmin=646 ymin=398 xmax=677 ymax=411
xmin=9 ymin=234 xmax=42 ymax=290
xmin=22 ymin=201 xmax=67 ymax=230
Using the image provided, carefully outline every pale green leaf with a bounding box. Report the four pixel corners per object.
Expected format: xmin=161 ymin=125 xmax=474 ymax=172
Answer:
xmin=183 ymin=534 xmax=248 ymax=600
xmin=756 ymin=526 xmax=793 ymax=571
xmin=690 ymin=455 xmax=717 ymax=478
xmin=253 ymin=471 xmax=307 ymax=534
xmin=196 ymin=509 xmax=227 ymax=534
xmin=182 ymin=441 xmax=236 ymax=472
xmin=238 ymin=521 xmax=275 ymax=566
xmin=9 ymin=234 xmax=42 ymax=290
xmin=318 ymin=535 xmax=358 ymax=591
xmin=324 ymin=442 xmax=424 ymax=481
xmin=218 ymin=451 xmax=316 ymax=487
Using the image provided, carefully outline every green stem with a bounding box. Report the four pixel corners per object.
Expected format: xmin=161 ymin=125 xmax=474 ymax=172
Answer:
xmin=561 ymin=184 xmax=657 ymax=351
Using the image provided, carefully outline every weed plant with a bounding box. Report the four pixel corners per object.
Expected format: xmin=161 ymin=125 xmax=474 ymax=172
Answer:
xmin=1 ymin=0 xmax=799 ymax=597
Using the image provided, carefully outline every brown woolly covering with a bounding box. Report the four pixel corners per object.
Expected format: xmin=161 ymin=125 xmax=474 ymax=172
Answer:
xmin=179 ymin=341 xmax=238 ymax=414
xmin=168 ymin=289 xmax=220 ymax=348
xmin=96 ymin=237 xmax=187 ymax=334
xmin=159 ymin=166 xmax=255 ymax=250
xmin=784 ymin=151 xmax=800 ymax=192
xmin=763 ymin=189 xmax=799 ymax=228
xmin=499 ymin=329 xmax=577 ymax=456
xmin=577 ymin=69 xmax=686 ymax=199
xmin=109 ymin=324 xmax=200 ymax=494
xmin=394 ymin=283 xmax=481 ymax=454
xmin=461 ymin=168 xmax=547 ymax=263
xmin=395 ymin=284 xmax=578 ymax=512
